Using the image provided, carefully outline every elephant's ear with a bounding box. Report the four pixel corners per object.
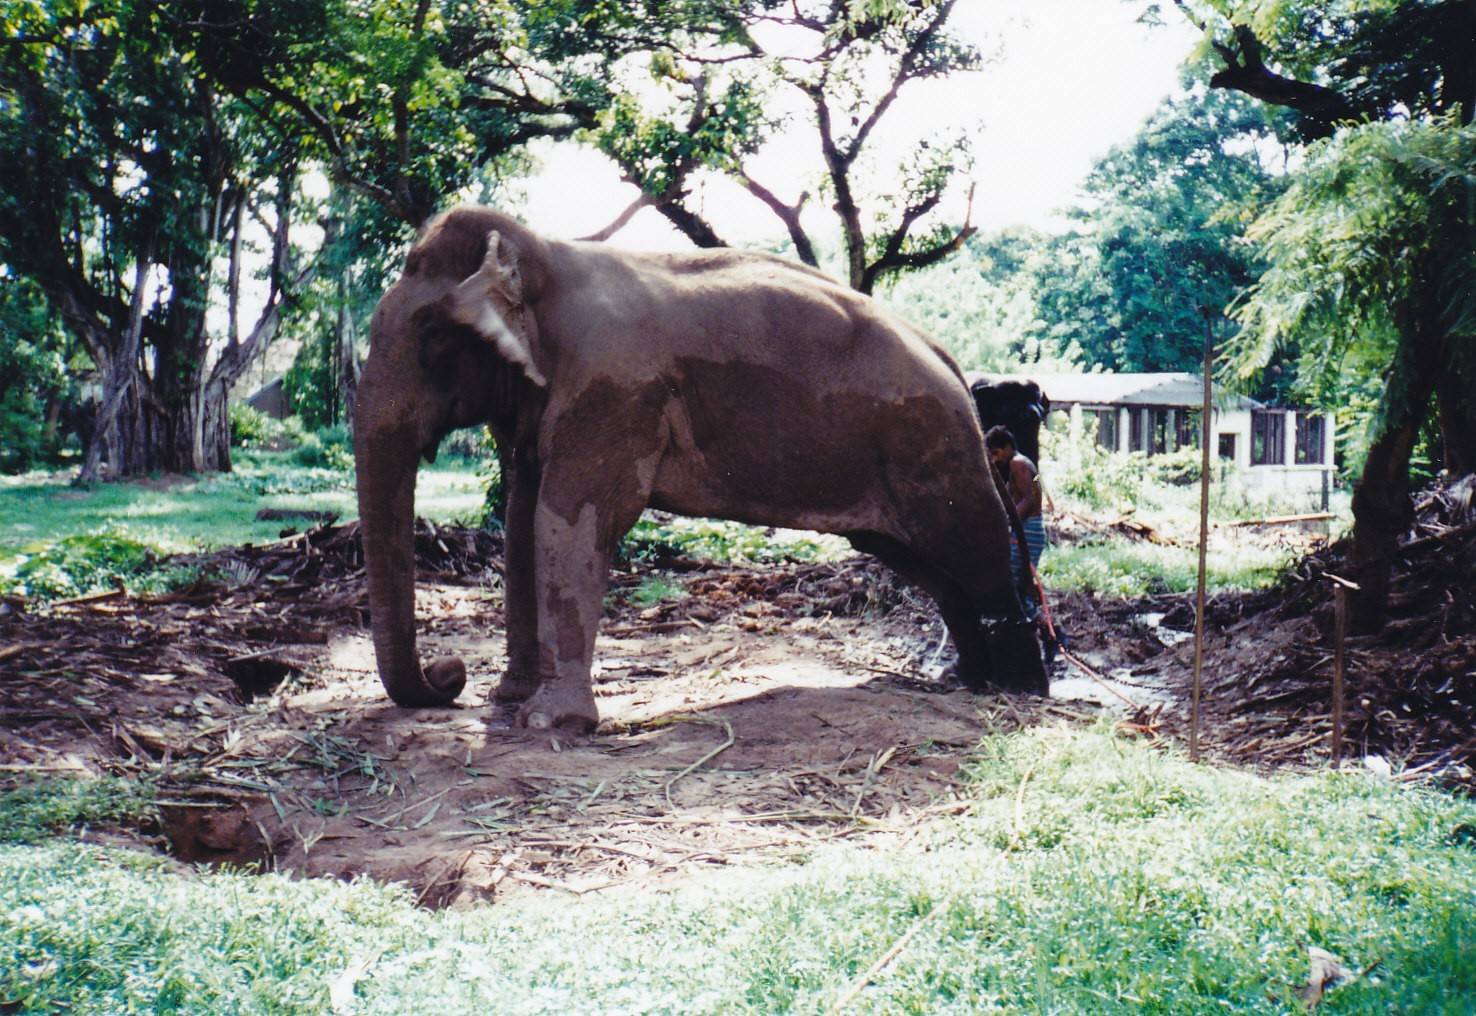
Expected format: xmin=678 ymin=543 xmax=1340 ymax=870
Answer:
xmin=449 ymin=230 xmax=547 ymax=387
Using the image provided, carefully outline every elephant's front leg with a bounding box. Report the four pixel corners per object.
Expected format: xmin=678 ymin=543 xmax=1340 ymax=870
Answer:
xmin=516 ymin=488 xmax=640 ymax=733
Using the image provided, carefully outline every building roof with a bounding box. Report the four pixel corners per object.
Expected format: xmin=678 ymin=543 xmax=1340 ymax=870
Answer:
xmin=1018 ymin=372 xmax=1262 ymax=410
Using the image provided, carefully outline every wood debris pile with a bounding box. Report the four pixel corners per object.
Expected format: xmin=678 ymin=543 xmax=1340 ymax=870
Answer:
xmin=1071 ymin=477 xmax=1476 ymax=781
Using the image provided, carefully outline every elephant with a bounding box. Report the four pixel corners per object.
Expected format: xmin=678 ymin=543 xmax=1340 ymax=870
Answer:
xmin=354 ymin=205 xmax=1049 ymax=732
xmin=966 ymin=373 xmax=1051 ymax=602
xmin=966 ymin=374 xmax=1050 ymax=466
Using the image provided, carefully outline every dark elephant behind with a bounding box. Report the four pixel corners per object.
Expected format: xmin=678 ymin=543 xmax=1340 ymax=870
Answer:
xmin=966 ymin=374 xmax=1050 ymax=465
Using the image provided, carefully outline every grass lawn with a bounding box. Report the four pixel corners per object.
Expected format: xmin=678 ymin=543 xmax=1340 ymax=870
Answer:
xmin=1 ymin=725 xmax=1472 ymax=1014
xmin=0 ymin=454 xmax=486 ymax=599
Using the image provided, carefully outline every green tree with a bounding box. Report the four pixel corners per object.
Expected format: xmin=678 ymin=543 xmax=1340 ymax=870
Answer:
xmin=0 ymin=0 xmax=317 ymax=479
xmin=1029 ymin=89 xmax=1284 ymax=373
xmin=582 ymin=0 xmax=986 ymax=293
xmin=0 ymin=274 xmax=77 ymax=470
xmin=879 ymin=228 xmax=1086 ymax=372
xmin=1229 ymin=118 xmax=1476 ymax=626
xmin=0 ymin=0 xmax=605 ymax=476
xmin=1165 ymin=0 xmax=1474 ymax=138
xmin=1167 ymin=0 xmax=1476 ymax=628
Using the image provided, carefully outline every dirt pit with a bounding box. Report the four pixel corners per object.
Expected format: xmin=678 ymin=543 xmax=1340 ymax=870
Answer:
xmin=2 ymin=490 xmax=1472 ymax=906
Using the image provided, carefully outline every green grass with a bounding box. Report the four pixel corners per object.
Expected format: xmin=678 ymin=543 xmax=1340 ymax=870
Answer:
xmin=3 ymin=727 xmax=1473 ymax=1014
xmin=0 ymin=454 xmax=484 ymax=600
xmin=1040 ymin=536 xmax=1294 ymax=598
xmin=0 ymin=776 xmax=155 ymax=845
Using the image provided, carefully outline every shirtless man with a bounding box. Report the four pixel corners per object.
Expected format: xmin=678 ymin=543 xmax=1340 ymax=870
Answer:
xmin=985 ymin=425 xmax=1045 ymax=614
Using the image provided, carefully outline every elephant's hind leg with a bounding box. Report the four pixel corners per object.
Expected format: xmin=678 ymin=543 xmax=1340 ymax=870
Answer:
xmin=493 ymin=447 xmax=543 ymax=703
xmin=857 ymin=523 xmax=1047 ymax=696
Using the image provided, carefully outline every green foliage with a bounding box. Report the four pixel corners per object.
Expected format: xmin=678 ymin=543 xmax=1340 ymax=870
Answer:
xmin=1028 ymin=89 xmax=1286 ymax=375
xmin=594 ymin=79 xmax=773 ymax=197
xmin=0 ymin=457 xmax=483 ymax=598
xmin=577 ymin=0 xmax=985 ymax=291
xmin=0 ymin=0 xmax=329 ymax=476
xmin=1 ymin=728 xmax=1473 ymax=1013
xmin=1230 ymin=116 xmax=1476 ymax=475
xmin=5 ymin=531 xmax=161 ymax=601
xmin=290 ymin=428 xmax=353 ymax=470
xmin=1042 ymin=536 xmax=1289 ymax=598
xmin=229 ymin=404 xmax=292 ymax=451
xmin=282 ymin=330 xmax=345 ymax=434
xmin=1035 ymin=425 xmax=1310 ymax=596
xmin=1170 ymin=0 xmax=1471 ymax=139
xmin=0 ymin=778 xmax=154 ymax=846
xmin=620 ymin=514 xmax=843 ymax=566
xmin=0 ymin=277 xmax=77 ymax=472
xmin=878 ymin=230 xmax=1084 ymax=372
xmin=624 ymin=575 xmax=688 ymax=608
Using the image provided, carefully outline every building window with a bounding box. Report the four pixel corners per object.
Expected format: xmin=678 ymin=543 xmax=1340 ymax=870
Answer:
xmin=1252 ymin=410 xmax=1286 ymax=465
xmin=1218 ymin=434 xmax=1237 ymax=460
xmin=1089 ymin=408 xmax=1117 ymax=450
xmin=1295 ymin=414 xmax=1326 ymax=464
xmin=1176 ymin=410 xmax=1200 ymax=451
xmin=1148 ymin=407 xmax=1170 ymax=455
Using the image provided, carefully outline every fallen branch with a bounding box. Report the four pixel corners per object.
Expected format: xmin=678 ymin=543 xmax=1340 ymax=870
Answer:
xmin=1230 ymin=512 xmax=1333 ymax=527
xmin=49 ymin=588 xmax=126 ymax=609
xmin=664 ymin=716 xmax=737 ymax=810
xmin=1058 ymin=649 xmax=1142 ymax=710
xmin=827 ymin=900 xmax=946 ymax=1015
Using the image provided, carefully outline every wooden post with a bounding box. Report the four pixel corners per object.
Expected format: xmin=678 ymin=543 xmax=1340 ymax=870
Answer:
xmin=1326 ymin=573 xmax=1360 ymax=768
xmin=1191 ymin=311 xmax=1214 ymax=763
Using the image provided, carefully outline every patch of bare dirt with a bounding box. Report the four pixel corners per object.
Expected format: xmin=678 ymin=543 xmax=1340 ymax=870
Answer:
xmin=0 ymin=522 xmax=1068 ymax=905
xmin=2 ymin=480 xmax=1471 ymax=905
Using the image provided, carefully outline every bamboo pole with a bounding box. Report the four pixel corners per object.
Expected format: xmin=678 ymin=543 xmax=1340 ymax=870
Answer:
xmin=1325 ymin=573 xmax=1360 ymax=768
xmin=1191 ymin=311 xmax=1213 ymax=763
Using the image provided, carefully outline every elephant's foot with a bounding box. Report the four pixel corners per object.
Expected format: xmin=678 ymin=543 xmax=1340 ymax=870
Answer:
xmin=515 ymin=680 xmax=599 ymax=734
xmin=981 ymin=616 xmax=1049 ymax=696
xmin=491 ymin=668 xmax=541 ymax=703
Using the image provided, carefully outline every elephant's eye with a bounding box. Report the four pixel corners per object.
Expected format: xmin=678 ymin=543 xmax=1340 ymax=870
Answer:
xmin=417 ymin=318 xmax=462 ymax=376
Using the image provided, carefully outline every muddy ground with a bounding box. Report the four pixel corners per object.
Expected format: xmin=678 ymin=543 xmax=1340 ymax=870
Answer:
xmin=1 ymin=485 xmax=1472 ymax=906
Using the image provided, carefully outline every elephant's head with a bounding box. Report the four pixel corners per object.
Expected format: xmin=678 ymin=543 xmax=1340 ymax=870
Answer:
xmin=967 ymin=374 xmax=1050 ymax=465
xmin=354 ymin=209 xmax=548 ymax=706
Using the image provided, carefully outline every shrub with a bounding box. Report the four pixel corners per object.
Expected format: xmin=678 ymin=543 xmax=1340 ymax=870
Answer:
xmin=290 ymin=428 xmax=353 ymax=470
xmin=7 ymin=532 xmax=159 ymax=600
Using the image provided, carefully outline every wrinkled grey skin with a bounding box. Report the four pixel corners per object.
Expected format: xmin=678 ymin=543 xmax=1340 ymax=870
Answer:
xmin=355 ymin=206 xmax=1048 ymax=731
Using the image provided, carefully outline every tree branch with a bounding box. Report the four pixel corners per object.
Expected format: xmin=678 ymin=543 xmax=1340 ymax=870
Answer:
xmin=846 ymin=0 xmax=957 ymax=162
xmin=739 ymin=173 xmax=818 ymax=266
xmin=1170 ymin=5 xmax=1362 ymax=136
xmin=861 ymin=183 xmax=977 ymax=293
xmin=576 ymin=193 xmax=657 ymax=242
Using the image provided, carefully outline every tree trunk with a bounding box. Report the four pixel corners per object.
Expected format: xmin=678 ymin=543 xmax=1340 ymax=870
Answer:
xmin=1434 ymin=369 xmax=1476 ymax=477
xmin=1348 ymin=418 xmax=1421 ymax=632
xmin=1346 ymin=300 xmax=1443 ymax=630
xmin=337 ymin=271 xmax=361 ymax=431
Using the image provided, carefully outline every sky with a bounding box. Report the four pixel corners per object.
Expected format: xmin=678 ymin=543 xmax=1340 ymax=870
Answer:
xmin=517 ymin=1 xmax=1203 ymax=249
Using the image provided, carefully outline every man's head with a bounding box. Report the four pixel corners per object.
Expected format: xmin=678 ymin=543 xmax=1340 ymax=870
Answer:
xmin=985 ymin=425 xmax=1017 ymax=466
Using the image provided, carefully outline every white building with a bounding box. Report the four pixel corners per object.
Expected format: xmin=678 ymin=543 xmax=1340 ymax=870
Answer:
xmin=1031 ymin=372 xmax=1335 ymax=503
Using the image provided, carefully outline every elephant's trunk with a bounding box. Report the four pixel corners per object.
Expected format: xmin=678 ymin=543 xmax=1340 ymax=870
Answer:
xmin=354 ymin=397 xmax=465 ymax=707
